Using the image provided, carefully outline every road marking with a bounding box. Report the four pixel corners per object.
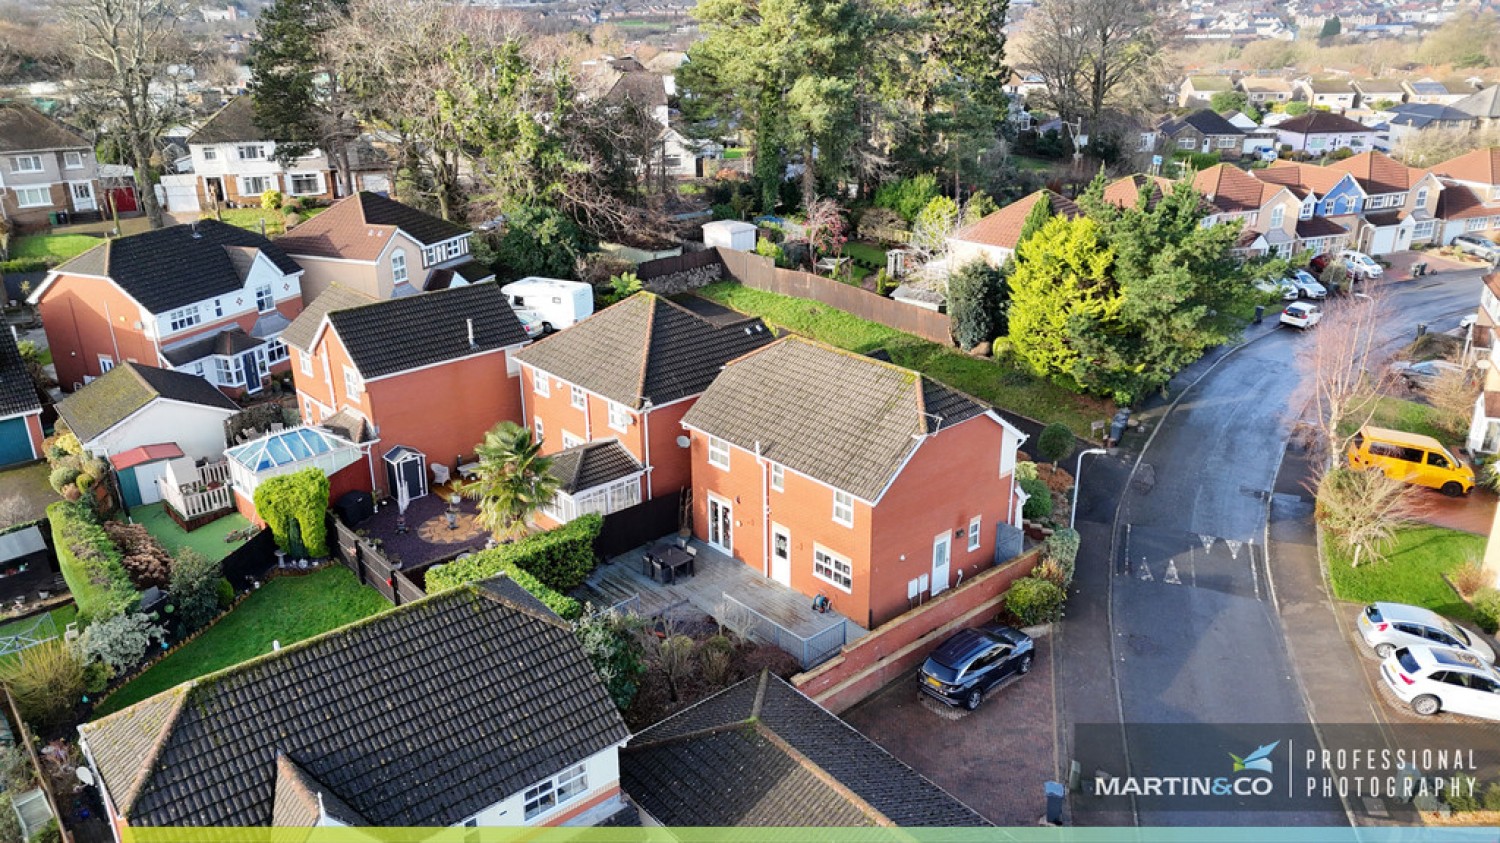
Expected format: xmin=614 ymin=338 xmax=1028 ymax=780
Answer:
xmin=1249 ymin=541 xmax=1262 ymax=600
xmin=1123 ymin=524 xmax=1132 ymax=576
xmin=1164 ymin=560 xmax=1181 ymax=585
xmin=1138 ymin=559 xmax=1153 ymax=582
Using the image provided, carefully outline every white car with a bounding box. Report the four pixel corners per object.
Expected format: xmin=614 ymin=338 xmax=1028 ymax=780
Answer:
xmin=1357 ymin=602 xmax=1495 ymax=662
xmin=1255 ymin=277 xmax=1298 ymax=301
xmin=513 ymin=307 xmax=547 ymax=339
xmin=1280 ymin=301 xmax=1322 ymax=329
xmin=1340 ymin=249 xmax=1383 ymax=279
xmin=1290 ymin=270 xmax=1327 ymax=299
xmin=1381 ymin=645 xmax=1500 ymax=719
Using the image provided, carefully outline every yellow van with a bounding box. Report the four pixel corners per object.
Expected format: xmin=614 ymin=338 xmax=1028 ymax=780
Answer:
xmin=1346 ymin=426 xmax=1475 ymax=496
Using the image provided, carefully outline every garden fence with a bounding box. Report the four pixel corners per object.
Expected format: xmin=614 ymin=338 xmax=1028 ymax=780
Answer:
xmin=0 ymin=613 xmax=57 ymax=659
xmin=330 ymin=518 xmax=424 ymax=605
xmin=720 ymin=592 xmax=847 ymax=670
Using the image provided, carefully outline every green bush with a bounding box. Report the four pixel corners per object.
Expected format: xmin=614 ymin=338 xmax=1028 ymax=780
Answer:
xmin=0 ymin=258 xmax=50 ymax=274
xmin=1446 ymin=777 xmax=1480 ymax=813
xmin=873 ymin=173 xmax=939 ymax=223
xmin=80 ymin=612 xmax=163 ymax=676
xmin=1482 ymin=781 xmax=1500 ymax=812
xmin=1020 ymin=476 xmax=1053 ymax=520
xmin=947 ymin=260 xmax=1007 ymax=350
xmin=1043 ymin=528 xmax=1081 ymax=585
xmin=754 ymin=237 xmax=786 ymax=267
xmin=1472 ymin=587 xmax=1500 ymax=633
xmin=1014 ymin=460 xmax=1039 ymax=482
xmin=216 ymin=577 xmax=236 ymax=610
xmin=572 ymin=603 xmax=646 ymax=710
xmin=426 ymin=554 xmax=581 ymax=620
xmin=1005 ymin=576 xmax=1067 ymax=625
xmin=26 ymin=819 xmax=58 ymax=843
xmin=428 ymin=514 xmax=600 ymax=592
xmin=48 ymin=502 xmax=136 ymax=623
xmin=169 ymin=549 xmax=224 ymax=634
xmin=253 ymin=468 xmax=330 ymax=558
xmin=0 ymin=794 xmax=20 ymax=843
xmin=1037 ymin=422 xmax=1074 ymax=466
xmin=0 ymin=639 xmax=84 ymax=731
xmin=48 ymin=467 xmax=80 ymax=495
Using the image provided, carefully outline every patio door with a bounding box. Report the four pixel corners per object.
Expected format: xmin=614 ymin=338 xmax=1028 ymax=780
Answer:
xmin=707 ymin=494 xmax=732 ymax=553
xmin=932 ymin=532 xmax=951 ymax=596
xmin=770 ymin=524 xmax=791 ymax=586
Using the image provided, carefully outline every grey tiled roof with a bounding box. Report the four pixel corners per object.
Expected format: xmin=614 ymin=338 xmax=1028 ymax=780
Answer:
xmin=188 ymin=97 xmax=267 ymax=144
xmin=681 ymin=337 xmax=990 ymax=501
xmin=52 ymin=220 xmax=301 ymax=314
xmin=326 ymin=284 xmax=528 ymax=380
xmin=0 ymin=102 xmax=89 ymax=152
xmin=280 ymin=285 xmax=377 ymax=353
xmin=161 ymin=327 xmax=264 ymax=365
xmin=56 ymin=362 xmax=237 ymax=443
xmin=513 ymin=293 xmax=774 ymax=409
xmin=80 ymin=579 xmax=629 ymax=828
xmin=546 ymin=440 xmax=643 ymax=493
xmin=0 ymin=327 xmax=40 ymax=418
xmin=1178 ymin=109 xmax=1246 ymax=137
xmin=271 ymin=754 xmax=368 ymax=827
xmin=622 ymin=672 xmax=989 ymax=827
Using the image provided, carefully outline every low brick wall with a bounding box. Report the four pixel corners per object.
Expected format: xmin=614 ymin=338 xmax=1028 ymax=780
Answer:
xmin=792 ymin=548 xmax=1041 ymax=713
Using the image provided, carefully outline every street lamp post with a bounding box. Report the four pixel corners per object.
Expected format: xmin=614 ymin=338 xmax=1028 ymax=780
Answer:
xmin=1069 ymin=448 xmax=1109 ymax=531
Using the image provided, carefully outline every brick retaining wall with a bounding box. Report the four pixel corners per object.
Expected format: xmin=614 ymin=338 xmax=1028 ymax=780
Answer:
xmin=792 ymin=548 xmax=1041 ymax=713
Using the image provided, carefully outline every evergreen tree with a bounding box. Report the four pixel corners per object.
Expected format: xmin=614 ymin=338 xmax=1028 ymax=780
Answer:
xmin=249 ymin=0 xmax=351 ymax=187
xmin=1319 ymin=16 xmax=1341 ymax=39
xmin=1006 ymin=215 xmax=1118 ymax=385
xmin=948 ymin=260 xmax=1007 ymax=350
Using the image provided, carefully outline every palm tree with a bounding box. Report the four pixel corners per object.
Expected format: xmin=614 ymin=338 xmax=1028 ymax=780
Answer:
xmin=461 ymin=422 xmax=561 ymax=540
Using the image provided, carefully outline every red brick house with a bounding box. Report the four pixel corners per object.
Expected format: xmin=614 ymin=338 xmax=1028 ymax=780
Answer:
xmin=512 ymin=293 xmax=773 ymax=527
xmin=280 ymin=282 xmax=529 ymax=502
xmin=28 ymin=220 xmax=304 ymax=396
xmin=680 ymin=337 xmax=1028 ymax=629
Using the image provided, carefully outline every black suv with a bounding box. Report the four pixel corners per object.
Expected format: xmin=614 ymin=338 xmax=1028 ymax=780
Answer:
xmin=918 ymin=624 xmax=1035 ymax=710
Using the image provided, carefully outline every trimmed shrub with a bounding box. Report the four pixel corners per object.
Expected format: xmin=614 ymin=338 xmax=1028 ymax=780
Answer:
xmin=1005 ymin=576 xmax=1066 ymax=625
xmin=0 ymin=257 xmax=49 ymax=274
xmin=102 ymin=521 xmax=173 ymax=589
xmin=427 ymin=553 xmax=581 ymax=619
xmin=254 ymin=468 xmax=330 ymax=558
xmin=572 ymin=603 xmax=646 ymax=710
xmin=1482 ymin=782 xmax=1500 ymax=812
xmin=1472 ymin=587 xmax=1500 ymax=633
xmin=1043 ymin=528 xmax=1081 ymax=568
xmin=47 ymin=502 xmax=136 ymax=623
xmin=48 ymin=467 xmax=80 ymax=495
xmin=216 ymin=577 xmax=236 ymax=610
xmin=1014 ymin=460 xmax=1039 ymax=482
xmin=0 ymin=639 xmax=85 ymax=730
xmin=1020 ymin=476 xmax=1053 ymax=520
xmin=169 ymin=549 xmax=224 ymax=634
xmin=80 ymin=613 xmax=163 ymax=676
xmin=1037 ymin=423 xmax=1074 ymax=467
xmin=428 ymin=514 xmax=601 ymax=594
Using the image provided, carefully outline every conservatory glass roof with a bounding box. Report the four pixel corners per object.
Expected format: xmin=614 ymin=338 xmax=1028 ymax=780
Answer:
xmin=228 ymin=427 xmax=343 ymax=473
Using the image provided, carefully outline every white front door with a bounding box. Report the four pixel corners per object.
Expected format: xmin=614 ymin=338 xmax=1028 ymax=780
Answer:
xmin=707 ymin=494 xmax=732 ymax=552
xmin=770 ymin=524 xmax=791 ymax=586
xmin=932 ymin=532 xmax=951 ymax=596
xmin=70 ymin=181 xmax=97 ymax=212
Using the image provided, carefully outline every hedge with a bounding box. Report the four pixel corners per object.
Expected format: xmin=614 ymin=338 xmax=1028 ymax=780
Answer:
xmin=426 ymin=552 xmax=582 ymax=620
xmin=47 ymin=502 xmax=137 ymax=624
xmin=0 ymin=257 xmax=49 ymax=274
xmin=254 ymin=468 xmax=330 ymax=558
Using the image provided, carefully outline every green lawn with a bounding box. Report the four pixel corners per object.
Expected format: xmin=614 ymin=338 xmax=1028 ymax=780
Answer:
xmin=211 ymin=205 xmax=328 ymax=238
xmin=693 ymin=282 xmax=1114 ymax=435
xmin=723 ymin=148 xmax=747 ymax=160
xmin=130 ymin=503 xmax=252 ymax=563
xmin=1326 ymin=526 xmax=1484 ymax=624
xmin=1012 ymin=156 xmax=1056 ymax=173
xmin=1338 ymin=397 xmax=1454 ymax=448
xmin=92 ymin=566 xmax=390 ymax=717
xmin=10 ymin=233 xmax=103 ymax=263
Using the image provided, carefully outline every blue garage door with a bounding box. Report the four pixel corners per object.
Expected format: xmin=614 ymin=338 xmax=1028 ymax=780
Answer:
xmin=0 ymin=417 xmax=35 ymax=468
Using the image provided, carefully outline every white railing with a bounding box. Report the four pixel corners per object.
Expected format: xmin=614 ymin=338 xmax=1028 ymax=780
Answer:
xmin=159 ymin=460 xmax=233 ymax=520
xmin=199 ymin=460 xmax=231 ymax=486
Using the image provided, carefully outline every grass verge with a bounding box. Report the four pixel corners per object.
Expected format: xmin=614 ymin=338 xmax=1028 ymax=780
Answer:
xmin=11 ymin=234 xmax=102 ymax=263
xmin=92 ymin=566 xmax=389 ymax=717
xmin=1338 ymin=397 xmax=1455 ymax=447
xmin=693 ymin=282 xmax=1113 ymax=435
xmin=1325 ymin=525 xmax=1484 ymax=624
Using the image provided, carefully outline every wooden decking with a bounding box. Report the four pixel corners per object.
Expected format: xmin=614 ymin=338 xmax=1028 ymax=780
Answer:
xmin=582 ymin=538 xmax=866 ymax=641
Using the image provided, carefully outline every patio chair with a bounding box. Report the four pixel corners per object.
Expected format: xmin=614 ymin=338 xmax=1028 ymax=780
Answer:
xmin=431 ymin=463 xmax=451 ymax=487
xmin=685 ymin=546 xmax=697 ymax=558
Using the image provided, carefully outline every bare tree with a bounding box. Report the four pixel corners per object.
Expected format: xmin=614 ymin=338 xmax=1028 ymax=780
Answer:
xmin=1392 ymin=125 xmax=1500 ymax=169
xmin=1017 ymin=0 xmax=1168 ymax=132
xmin=1310 ymin=462 xmax=1419 ymax=567
xmin=68 ymin=0 xmax=197 ymax=229
xmin=1297 ymin=289 xmax=1394 ymax=467
xmin=1424 ymin=362 xmax=1482 ymax=441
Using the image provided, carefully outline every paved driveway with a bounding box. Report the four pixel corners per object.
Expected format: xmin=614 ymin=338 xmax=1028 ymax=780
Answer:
xmin=842 ymin=636 xmax=1058 ymax=826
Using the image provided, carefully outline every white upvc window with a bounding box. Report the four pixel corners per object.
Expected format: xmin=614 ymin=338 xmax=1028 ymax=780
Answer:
xmin=202 ymin=147 xmax=217 ymax=161
xmin=533 ymin=370 xmax=550 ymax=397
xmin=607 ymin=402 xmax=630 ymax=432
xmin=570 ymin=386 xmax=586 ymax=410
xmin=813 ymin=544 xmax=853 ymax=592
xmin=288 ymin=171 xmax=323 ymax=195
xmin=1415 ymin=187 xmax=1429 ymax=209
xmin=237 ymin=144 xmax=264 ymax=160
xmin=562 ymin=431 xmax=583 ymax=449
xmin=1308 ymin=137 xmax=1327 ymax=151
xmin=255 ymin=284 xmax=275 ymax=313
xmin=1469 ymin=218 xmax=1490 ymax=232
xmin=98 ymin=355 xmax=115 ymax=373
xmin=63 ymin=151 xmax=84 ymax=170
xmin=391 ymin=249 xmax=408 ymax=285
xmin=523 ymin=763 xmax=588 ymax=821
xmin=770 ymin=463 xmax=784 ymax=492
xmin=240 ymin=175 xmax=271 ymax=196
xmin=968 ymin=516 xmax=982 ymax=551
xmin=13 ymin=187 xmax=50 ymax=208
xmin=1216 ymin=136 xmax=1237 ymax=148
xmin=299 ymin=350 xmax=313 ymax=376
xmin=215 ymin=355 xmax=243 ymax=386
xmin=1269 ymin=206 xmax=1285 ymax=228
xmin=168 ymin=305 xmax=202 ymax=332
xmin=534 ymin=416 xmax=544 ymax=442
xmin=10 ymin=155 xmax=42 ymax=173
xmin=832 ymin=490 xmax=854 ymax=527
xmin=264 ymin=338 xmax=288 ymax=365
xmin=342 ymin=365 xmax=363 ymax=399
xmin=707 ymin=436 xmax=730 ymax=469
xmin=1177 ymin=137 xmax=1196 ymax=150
xmin=1300 ymin=201 xmax=1314 ymax=220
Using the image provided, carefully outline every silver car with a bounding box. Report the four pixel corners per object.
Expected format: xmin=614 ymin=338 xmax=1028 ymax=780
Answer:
xmin=1453 ymin=234 xmax=1500 ymax=264
xmin=1290 ymin=270 xmax=1327 ymax=299
xmin=1381 ymin=645 xmax=1500 ymax=719
xmin=1358 ymin=602 xmax=1494 ymax=662
xmin=1389 ymin=359 xmax=1466 ymax=390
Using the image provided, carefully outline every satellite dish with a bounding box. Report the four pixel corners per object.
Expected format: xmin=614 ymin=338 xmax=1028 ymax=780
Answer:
xmin=76 ymin=767 xmax=95 ymax=787
xmin=675 ymin=436 xmax=690 ymax=449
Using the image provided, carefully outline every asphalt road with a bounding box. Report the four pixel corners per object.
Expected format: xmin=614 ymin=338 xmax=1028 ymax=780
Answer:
xmin=1104 ymin=268 xmax=1486 ymax=827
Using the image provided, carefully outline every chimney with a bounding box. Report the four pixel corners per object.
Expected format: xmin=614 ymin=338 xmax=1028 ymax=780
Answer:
xmin=466 ymin=318 xmax=476 ymax=348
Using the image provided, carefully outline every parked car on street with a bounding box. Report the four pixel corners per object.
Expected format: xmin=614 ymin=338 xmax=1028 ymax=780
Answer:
xmin=918 ymin=624 xmax=1035 ymax=710
xmin=1290 ymin=270 xmax=1327 ymax=299
xmin=1339 ymin=249 xmax=1383 ymax=279
xmin=1390 ymin=359 xmax=1466 ymax=390
xmin=1280 ymin=301 xmax=1322 ymax=329
xmin=1309 ymin=254 xmax=1331 ymax=275
xmin=1256 ymin=277 xmax=1298 ymax=301
xmin=512 ymin=307 xmax=548 ymax=339
xmin=1347 ymin=425 xmax=1475 ymax=496
xmin=1358 ymin=603 xmax=1494 ymax=662
xmin=1453 ymin=234 xmax=1500 ymax=264
xmin=1381 ymin=645 xmax=1500 ymax=719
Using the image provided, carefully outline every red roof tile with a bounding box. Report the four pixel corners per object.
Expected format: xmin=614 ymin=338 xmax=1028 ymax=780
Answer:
xmin=951 ymin=190 xmax=1081 ymax=249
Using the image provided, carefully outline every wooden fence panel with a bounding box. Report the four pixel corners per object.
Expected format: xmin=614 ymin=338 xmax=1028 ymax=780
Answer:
xmin=595 ymin=495 xmax=681 ymax=560
xmin=636 ymin=249 xmax=725 ymax=280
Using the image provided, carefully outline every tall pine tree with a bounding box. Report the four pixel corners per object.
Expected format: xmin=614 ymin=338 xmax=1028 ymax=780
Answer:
xmin=250 ymin=0 xmax=352 ymax=191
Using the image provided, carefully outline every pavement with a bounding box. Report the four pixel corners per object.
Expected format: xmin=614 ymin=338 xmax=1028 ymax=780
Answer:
xmin=1051 ymin=259 xmax=1489 ymax=827
xmin=843 ymin=637 xmax=1059 ymax=827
